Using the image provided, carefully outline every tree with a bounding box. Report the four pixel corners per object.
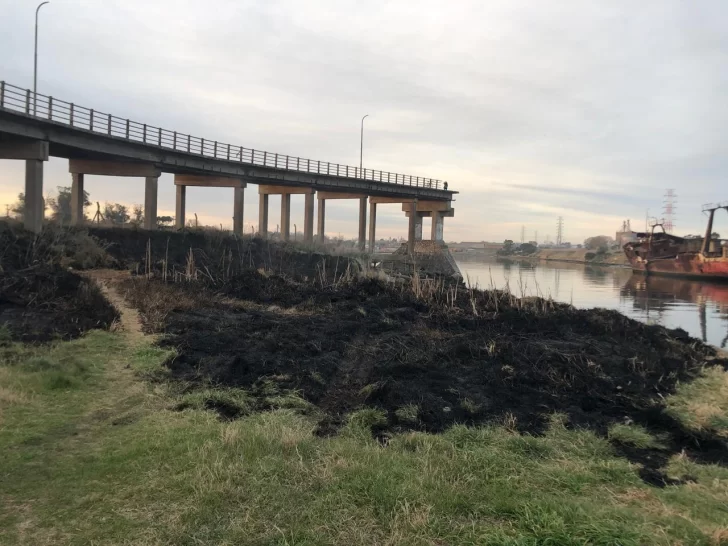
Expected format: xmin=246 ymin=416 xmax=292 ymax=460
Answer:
xmin=584 ymin=236 xmax=613 ymax=252
xmin=519 ymin=243 xmax=537 ymax=254
xmin=11 ymin=193 xmax=24 ymax=218
xmin=157 ymin=215 xmax=174 ymax=227
xmin=103 ymin=203 xmax=130 ymax=225
xmin=131 ymin=204 xmax=144 ymax=225
xmin=11 ymin=192 xmax=47 ymax=221
xmin=712 ymin=232 xmax=721 ymax=239
xmin=46 ymin=186 xmax=91 ymax=224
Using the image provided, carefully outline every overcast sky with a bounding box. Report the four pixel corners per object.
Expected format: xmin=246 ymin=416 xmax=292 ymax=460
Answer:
xmin=1 ymin=0 xmax=727 ymax=242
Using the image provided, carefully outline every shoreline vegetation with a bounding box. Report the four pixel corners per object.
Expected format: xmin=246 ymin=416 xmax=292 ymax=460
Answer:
xmin=2 ymin=221 xmax=728 ymax=544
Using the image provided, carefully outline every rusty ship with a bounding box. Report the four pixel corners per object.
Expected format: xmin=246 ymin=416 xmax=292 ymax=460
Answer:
xmin=623 ymin=204 xmax=728 ymax=280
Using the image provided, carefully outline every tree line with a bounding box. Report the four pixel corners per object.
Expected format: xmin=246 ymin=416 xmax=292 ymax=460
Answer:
xmin=9 ymin=186 xmax=173 ymax=227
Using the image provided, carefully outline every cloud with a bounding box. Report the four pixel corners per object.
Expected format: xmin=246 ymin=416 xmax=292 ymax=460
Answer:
xmin=2 ymin=0 xmax=728 ymax=241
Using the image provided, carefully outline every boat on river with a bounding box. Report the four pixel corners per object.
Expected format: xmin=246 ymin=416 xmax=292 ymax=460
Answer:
xmin=623 ymin=204 xmax=728 ymax=280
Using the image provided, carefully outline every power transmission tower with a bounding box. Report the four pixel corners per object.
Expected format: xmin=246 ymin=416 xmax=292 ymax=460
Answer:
xmin=663 ymin=189 xmax=676 ymax=233
xmin=556 ymin=216 xmax=564 ymax=246
xmin=520 ymin=225 xmax=525 ymax=244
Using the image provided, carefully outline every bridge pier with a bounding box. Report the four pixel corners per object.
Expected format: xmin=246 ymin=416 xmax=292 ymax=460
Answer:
xmin=317 ymin=198 xmax=325 ymax=243
xmin=25 ymin=160 xmax=45 ymax=233
xmin=368 ymin=202 xmax=377 ymax=253
xmin=70 ymin=173 xmax=85 ymax=226
xmin=258 ymin=194 xmax=269 ymax=237
xmin=144 ymin=177 xmax=158 ymax=230
xmin=358 ymin=197 xmax=367 ymax=250
xmin=407 ymin=200 xmax=419 ymax=254
xmin=175 ymin=185 xmax=186 ymax=229
xmin=258 ymin=185 xmax=314 ymax=241
xmin=174 ymin=175 xmax=246 ymax=234
xmin=280 ymin=194 xmax=291 ymax=241
xmin=316 ymin=192 xmax=368 ymax=248
xmin=304 ymin=193 xmax=315 ymax=243
xmin=69 ymin=160 xmax=162 ymax=230
xmin=234 ymin=186 xmax=245 ymax=236
xmin=431 ymin=211 xmax=444 ymax=241
xmin=0 ymin=139 xmax=49 ymax=233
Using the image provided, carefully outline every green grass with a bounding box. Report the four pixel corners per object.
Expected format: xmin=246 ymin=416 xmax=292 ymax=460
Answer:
xmin=607 ymin=423 xmax=668 ymax=450
xmin=1 ymin=332 xmax=728 ymax=544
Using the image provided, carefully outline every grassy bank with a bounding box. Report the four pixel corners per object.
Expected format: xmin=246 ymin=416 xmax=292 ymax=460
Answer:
xmin=535 ymin=248 xmax=629 ymax=266
xmin=2 ymin=328 xmax=728 ymax=545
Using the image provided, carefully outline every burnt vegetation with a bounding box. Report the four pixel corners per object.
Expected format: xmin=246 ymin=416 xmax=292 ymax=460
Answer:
xmin=3 ymin=221 xmax=728 ymax=484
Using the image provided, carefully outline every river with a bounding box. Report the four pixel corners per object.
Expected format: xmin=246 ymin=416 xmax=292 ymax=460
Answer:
xmin=455 ymin=255 xmax=728 ymax=348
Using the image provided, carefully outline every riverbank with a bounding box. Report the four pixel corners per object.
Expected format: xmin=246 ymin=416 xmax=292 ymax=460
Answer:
xmin=535 ymin=248 xmax=629 ymax=266
xmin=2 ymin=223 xmax=728 ymax=543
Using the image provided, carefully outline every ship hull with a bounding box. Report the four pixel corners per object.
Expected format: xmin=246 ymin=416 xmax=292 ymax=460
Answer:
xmin=628 ymin=253 xmax=728 ymax=280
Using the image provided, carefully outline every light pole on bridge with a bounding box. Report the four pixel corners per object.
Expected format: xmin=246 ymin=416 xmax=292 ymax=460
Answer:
xmin=33 ymin=1 xmax=51 ymax=115
xmin=359 ymin=114 xmax=369 ymax=178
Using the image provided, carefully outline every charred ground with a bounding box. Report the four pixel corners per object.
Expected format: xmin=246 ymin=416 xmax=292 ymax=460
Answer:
xmin=3 ymin=221 xmax=728 ymax=484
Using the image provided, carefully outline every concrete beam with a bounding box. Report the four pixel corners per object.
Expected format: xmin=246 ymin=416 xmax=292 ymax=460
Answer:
xmin=259 ymin=185 xmax=315 ymax=195
xmin=368 ymin=202 xmax=377 ymax=253
xmin=0 ymin=139 xmax=49 ymax=160
xmin=404 ymin=209 xmax=455 ymax=218
xmin=280 ymin=193 xmax=291 ymax=241
xmin=369 ymin=196 xmax=416 ymax=205
xmin=258 ymin=194 xmax=269 ymax=237
xmin=358 ymin=197 xmax=367 ymax=250
xmin=317 ymin=198 xmax=325 ymax=243
xmin=233 ymin=186 xmax=245 ymax=235
xmin=174 ymin=174 xmax=244 ymax=187
xmin=24 ymin=160 xmax=44 ymax=233
xmin=175 ymin=185 xmax=186 ymax=229
xmin=69 ymin=159 xmax=161 ymax=178
xmin=401 ymin=200 xmax=452 ymax=213
xmin=317 ymin=191 xmax=367 ymax=200
xmin=70 ymin=173 xmax=84 ymax=226
xmin=304 ymin=193 xmax=315 ymax=243
xmin=144 ymin=177 xmax=158 ymax=230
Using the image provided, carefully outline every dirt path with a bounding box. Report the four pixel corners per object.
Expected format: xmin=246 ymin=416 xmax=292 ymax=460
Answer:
xmin=81 ymin=270 xmax=146 ymax=344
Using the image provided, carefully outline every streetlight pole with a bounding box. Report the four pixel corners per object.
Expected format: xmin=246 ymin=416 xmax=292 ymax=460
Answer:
xmin=359 ymin=114 xmax=368 ymax=178
xmin=34 ymin=1 xmax=50 ymax=115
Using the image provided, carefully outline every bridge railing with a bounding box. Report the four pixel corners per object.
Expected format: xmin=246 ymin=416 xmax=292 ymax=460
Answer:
xmin=0 ymin=81 xmax=448 ymax=191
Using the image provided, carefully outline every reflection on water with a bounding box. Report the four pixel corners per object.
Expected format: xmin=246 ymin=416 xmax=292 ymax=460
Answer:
xmin=455 ymin=255 xmax=728 ymax=348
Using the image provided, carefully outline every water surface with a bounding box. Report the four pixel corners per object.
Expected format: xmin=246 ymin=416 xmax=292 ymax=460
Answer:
xmin=455 ymin=255 xmax=728 ymax=348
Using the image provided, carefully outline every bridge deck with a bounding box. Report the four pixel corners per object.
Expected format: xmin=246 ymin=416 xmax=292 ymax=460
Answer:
xmin=0 ymin=81 xmax=454 ymax=201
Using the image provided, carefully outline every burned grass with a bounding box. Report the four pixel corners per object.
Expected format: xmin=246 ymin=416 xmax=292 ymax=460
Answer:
xmin=0 ymin=222 xmax=118 ymax=342
xmin=121 ymin=269 xmax=728 ymax=484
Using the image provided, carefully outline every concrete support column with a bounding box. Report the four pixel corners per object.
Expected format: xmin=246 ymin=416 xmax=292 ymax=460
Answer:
xmin=317 ymin=198 xmax=326 ymax=243
xmin=233 ymin=185 xmax=245 ymax=235
xmin=431 ymin=211 xmax=444 ymax=241
xmin=144 ymin=176 xmax=158 ymax=230
xmin=24 ymin=160 xmax=44 ymax=233
xmin=258 ymin=194 xmax=269 ymax=237
xmin=70 ymin=173 xmax=85 ymax=226
xmin=368 ymin=202 xmax=377 ymax=253
xmin=280 ymin=193 xmax=291 ymax=241
xmin=175 ymin=185 xmax=186 ymax=229
xmin=407 ymin=201 xmax=418 ymax=255
xmin=414 ymin=213 xmax=423 ymax=241
xmin=358 ymin=197 xmax=367 ymax=251
xmin=304 ymin=193 xmax=315 ymax=243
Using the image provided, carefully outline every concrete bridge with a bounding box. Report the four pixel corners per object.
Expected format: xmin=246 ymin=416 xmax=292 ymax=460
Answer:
xmin=0 ymin=81 xmax=455 ymax=252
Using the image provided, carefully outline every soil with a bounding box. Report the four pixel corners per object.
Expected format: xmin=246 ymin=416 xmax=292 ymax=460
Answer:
xmin=119 ymin=267 xmax=728 ymax=485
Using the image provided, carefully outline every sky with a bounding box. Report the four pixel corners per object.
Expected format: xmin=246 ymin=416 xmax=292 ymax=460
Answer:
xmin=1 ymin=0 xmax=727 ymax=243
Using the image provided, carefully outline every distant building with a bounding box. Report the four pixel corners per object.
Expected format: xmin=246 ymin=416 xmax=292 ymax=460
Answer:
xmin=615 ymin=231 xmax=638 ymax=246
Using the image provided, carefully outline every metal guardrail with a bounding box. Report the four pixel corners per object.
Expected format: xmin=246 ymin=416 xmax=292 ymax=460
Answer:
xmin=0 ymin=81 xmax=448 ymax=191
